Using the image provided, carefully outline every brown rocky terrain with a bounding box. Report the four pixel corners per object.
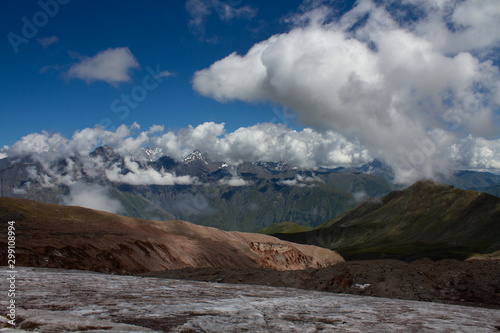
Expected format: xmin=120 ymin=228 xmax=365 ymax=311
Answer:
xmin=0 ymin=197 xmax=343 ymax=274
xmin=146 ymin=258 xmax=500 ymax=309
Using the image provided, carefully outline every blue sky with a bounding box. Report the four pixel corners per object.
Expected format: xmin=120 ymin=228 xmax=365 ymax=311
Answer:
xmin=1 ymin=0 xmax=500 ymax=184
xmin=0 ymin=0 xmax=331 ymax=146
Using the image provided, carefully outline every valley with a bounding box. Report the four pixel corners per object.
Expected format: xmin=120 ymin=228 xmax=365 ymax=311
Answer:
xmin=0 ymin=148 xmax=396 ymax=231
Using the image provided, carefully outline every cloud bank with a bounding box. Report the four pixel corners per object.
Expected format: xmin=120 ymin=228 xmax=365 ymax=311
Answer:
xmin=6 ymin=122 xmax=370 ymax=168
xmin=5 ymin=121 xmax=500 ymax=185
xmin=192 ymin=0 xmax=500 ymax=183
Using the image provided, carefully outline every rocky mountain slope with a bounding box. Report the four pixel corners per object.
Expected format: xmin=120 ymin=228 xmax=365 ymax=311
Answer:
xmin=272 ymin=180 xmax=500 ymax=260
xmin=0 ymin=197 xmax=343 ymax=274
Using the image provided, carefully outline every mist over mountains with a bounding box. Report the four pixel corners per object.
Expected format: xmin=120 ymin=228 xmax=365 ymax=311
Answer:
xmin=1 ymin=138 xmax=500 ymax=232
xmin=0 ymin=142 xmax=393 ymax=231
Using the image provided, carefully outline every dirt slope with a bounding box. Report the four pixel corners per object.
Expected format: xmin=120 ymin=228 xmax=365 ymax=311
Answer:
xmin=0 ymin=197 xmax=343 ymax=274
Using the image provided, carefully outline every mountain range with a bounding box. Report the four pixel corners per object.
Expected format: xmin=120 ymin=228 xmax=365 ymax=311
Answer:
xmin=0 ymin=147 xmax=394 ymax=231
xmin=1 ymin=146 xmax=500 ymax=232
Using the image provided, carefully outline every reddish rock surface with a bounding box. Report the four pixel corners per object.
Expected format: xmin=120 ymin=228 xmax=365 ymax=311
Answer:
xmin=0 ymin=197 xmax=343 ymax=274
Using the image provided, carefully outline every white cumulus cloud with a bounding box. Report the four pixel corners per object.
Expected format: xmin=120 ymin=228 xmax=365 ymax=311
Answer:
xmin=67 ymin=47 xmax=140 ymax=86
xmin=403 ymin=0 xmax=500 ymax=54
xmin=219 ymin=177 xmax=249 ymax=186
xmin=278 ymin=174 xmax=323 ymax=187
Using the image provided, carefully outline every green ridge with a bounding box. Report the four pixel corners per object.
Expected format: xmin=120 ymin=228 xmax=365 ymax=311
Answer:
xmin=272 ymin=180 xmax=500 ymax=260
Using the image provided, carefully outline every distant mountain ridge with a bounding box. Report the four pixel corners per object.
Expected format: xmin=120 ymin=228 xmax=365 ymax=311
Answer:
xmin=272 ymin=180 xmax=500 ymax=260
xmin=0 ymin=146 xmax=395 ymax=231
xmin=1 ymin=146 xmax=500 ymax=232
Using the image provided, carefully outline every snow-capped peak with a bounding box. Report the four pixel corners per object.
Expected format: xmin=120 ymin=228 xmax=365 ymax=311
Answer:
xmin=143 ymin=147 xmax=164 ymax=162
xmin=183 ymin=149 xmax=208 ymax=165
xmin=253 ymin=161 xmax=288 ymax=171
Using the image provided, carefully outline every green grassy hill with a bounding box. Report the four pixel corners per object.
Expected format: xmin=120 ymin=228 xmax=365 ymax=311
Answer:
xmin=272 ymin=180 xmax=500 ymax=260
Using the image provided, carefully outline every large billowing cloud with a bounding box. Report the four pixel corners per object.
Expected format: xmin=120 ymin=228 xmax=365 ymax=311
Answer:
xmin=405 ymin=0 xmax=500 ymax=54
xmin=192 ymin=0 xmax=500 ymax=183
xmin=67 ymin=47 xmax=140 ymax=86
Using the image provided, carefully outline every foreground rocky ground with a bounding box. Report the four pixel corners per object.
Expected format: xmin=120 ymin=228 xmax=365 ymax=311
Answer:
xmin=1 ymin=267 xmax=500 ymax=332
xmin=147 ymin=258 xmax=500 ymax=309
